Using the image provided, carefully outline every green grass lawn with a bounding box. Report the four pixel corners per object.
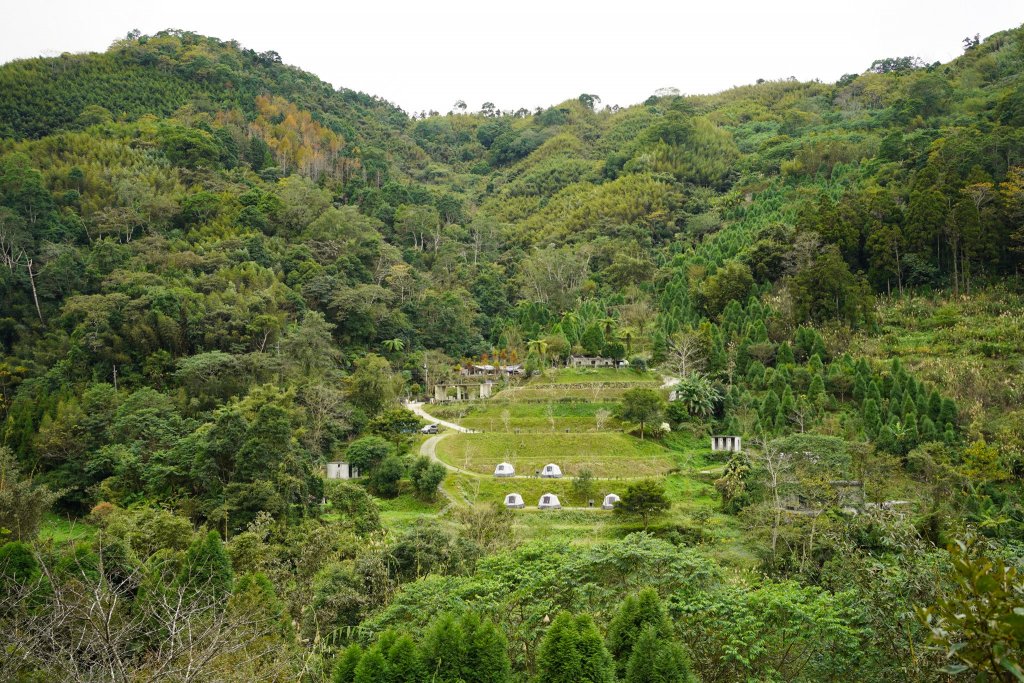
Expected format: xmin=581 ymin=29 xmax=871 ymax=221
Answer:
xmin=498 ymin=383 xmax=659 ymax=401
xmin=36 ymin=513 xmax=95 ymax=543
xmin=541 ymin=368 xmax=660 ymax=384
xmin=435 ymin=432 xmax=677 ymax=478
xmin=429 ymin=400 xmax=623 ymax=432
xmin=448 ymin=472 xmax=626 ymax=508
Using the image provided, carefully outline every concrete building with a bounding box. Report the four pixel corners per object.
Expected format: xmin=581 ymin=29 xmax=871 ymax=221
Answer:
xmin=711 ymin=435 xmax=742 ymax=453
xmin=433 ymin=382 xmax=493 ymax=402
xmin=325 ymin=461 xmax=359 ymax=479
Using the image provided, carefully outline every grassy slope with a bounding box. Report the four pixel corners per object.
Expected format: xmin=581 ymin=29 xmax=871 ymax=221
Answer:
xmin=409 ymin=368 xmax=756 ymax=568
xmin=435 ymin=431 xmax=678 ymax=478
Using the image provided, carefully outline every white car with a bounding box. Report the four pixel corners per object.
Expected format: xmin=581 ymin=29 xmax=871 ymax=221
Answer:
xmin=420 ymin=423 xmax=439 ymax=434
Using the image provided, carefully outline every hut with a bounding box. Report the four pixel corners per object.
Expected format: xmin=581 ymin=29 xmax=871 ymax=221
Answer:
xmin=325 ymin=461 xmax=359 ymax=479
xmin=601 ymin=493 xmax=620 ymax=510
xmin=537 ymin=493 xmax=561 ymax=510
xmin=540 ymin=463 xmax=563 ymax=478
xmin=494 ymin=462 xmax=515 ymax=477
xmin=711 ymin=435 xmax=742 ymax=453
xmin=504 ymin=493 xmax=525 ymax=509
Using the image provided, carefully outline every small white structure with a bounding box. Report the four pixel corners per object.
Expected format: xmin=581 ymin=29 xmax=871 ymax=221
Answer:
xmin=504 ymin=493 xmax=525 ymax=509
xmin=711 ymin=435 xmax=742 ymax=453
xmin=494 ymin=462 xmax=515 ymax=477
xmin=601 ymin=493 xmax=621 ymax=510
xmin=537 ymin=493 xmax=561 ymax=510
xmin=325 ymin=461 xmax=359 ymax=479
xmin=540 ymin=463 xmax=563 ymax=478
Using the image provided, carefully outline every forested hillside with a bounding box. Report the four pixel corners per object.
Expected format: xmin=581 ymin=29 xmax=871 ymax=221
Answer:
xmin=2 ymin=27 xmax=1023 ymax=682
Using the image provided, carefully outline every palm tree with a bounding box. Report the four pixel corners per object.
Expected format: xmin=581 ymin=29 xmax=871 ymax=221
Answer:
xmin=526 ymin=338 xmax=549 ymax=368
xmin=382 ymin=338 xmax=405 ymax=353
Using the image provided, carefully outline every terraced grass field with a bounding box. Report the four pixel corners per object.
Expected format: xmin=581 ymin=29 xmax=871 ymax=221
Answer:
xmin=447 ymin=472 xmax=626 ymax=508
xmin=428 ymin=400 xmax=623 ymax=432
xmin=434 ymin=431 xmax=678 ymax=478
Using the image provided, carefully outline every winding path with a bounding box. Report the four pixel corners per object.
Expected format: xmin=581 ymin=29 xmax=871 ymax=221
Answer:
xmin=406 ymin=401 xmax=475 ymax=433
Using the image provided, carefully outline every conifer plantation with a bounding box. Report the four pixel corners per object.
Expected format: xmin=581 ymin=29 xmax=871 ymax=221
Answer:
xmin=1 ymin=25 xmax=1023 ymax=682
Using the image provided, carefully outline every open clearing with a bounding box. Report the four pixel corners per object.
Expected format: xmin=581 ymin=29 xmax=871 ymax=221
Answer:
xmin=434 ymin=431 xmax=678 ymax=478
xmin=427 ymin=400 xmax=623 ymax=432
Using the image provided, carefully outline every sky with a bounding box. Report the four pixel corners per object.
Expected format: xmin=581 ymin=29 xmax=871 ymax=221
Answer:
xmin=2 ymin=0 xmax=1023 ymax=115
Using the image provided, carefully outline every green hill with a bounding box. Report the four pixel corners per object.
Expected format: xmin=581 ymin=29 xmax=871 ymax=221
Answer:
xmin=2 ymin=25 xmax=1023 ymax=683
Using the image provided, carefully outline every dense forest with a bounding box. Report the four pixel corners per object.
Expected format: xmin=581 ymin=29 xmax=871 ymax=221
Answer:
xmin=1 ymin=26 xmax=1023 ymax=682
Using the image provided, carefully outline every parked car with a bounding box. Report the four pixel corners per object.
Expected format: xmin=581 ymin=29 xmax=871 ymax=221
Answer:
xmin=420 ymin=423 xmax=439 ymax=434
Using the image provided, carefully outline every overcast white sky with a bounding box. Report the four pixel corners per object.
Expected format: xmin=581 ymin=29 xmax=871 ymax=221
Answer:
xmin=2 ymin=1 xmax=1022 ymax=114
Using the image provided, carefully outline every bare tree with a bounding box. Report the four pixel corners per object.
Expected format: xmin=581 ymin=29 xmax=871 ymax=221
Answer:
xmin=787 ymin=397 xmax=814 ymax=434
xmin=595 ymin=409 xmax=611 ymax=431
xmin=664 ymin=331 xmax=706 ymax=378
xmin=501 ymin=409 xmax=511 ymax=433
xmin=300 ymin=384 xmax=350 ymax=455
xmin=2 ymin=545 xmax=295 ymax=683
xmin=753 ymin=439 xmax=787 ymax=564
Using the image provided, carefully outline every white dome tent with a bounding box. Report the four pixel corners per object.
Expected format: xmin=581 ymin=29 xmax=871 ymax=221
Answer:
xmin=494 ymin=462 xmax=515 ymax=477
xmin=538 ymin=493 xmax=561 ymax=510
xmin=601 ymin=493 xmax=621 ymax=510
xmin=504 ymin=493 xmax=525 ymax=509
xmin=540 ymin=463 xmax=562 ymax=478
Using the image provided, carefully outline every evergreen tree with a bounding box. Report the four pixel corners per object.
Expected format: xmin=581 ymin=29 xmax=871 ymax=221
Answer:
xmin=624 ymin=625 xmax=692 ymax=683
xmin=868 ymin=381 xmax=883 ymax=405
xmin=607 ymin=589 xmax=671 ymax=677
xmin=915 ymin=391 xmax=930 ymax=420
xmin=179 ymin=530 xmax=233 ymax=600
xmin=920 ymin=415 xmax=939 ymax=442
xmin=760 ymin=390 xmax=781 ymax=428
xmin=464 ymin=613 xmax=511 ymax=682
xmin=944 ymin=426 xmax=958 ymax=445
xmin=746 ymin=360 xmax=765 ymax=387
xmin=420 ymin=613 xmax=467 ymax=681
xmin=333 ymin=644 xmax=363 ymax=683
xmin=928 ymin=390 xmax=942 ymax=421
xmin=939 ymin=398 xmax=958 ymax=429
xmin=780 ymin=385 xmax=796 ymax=417
xmin=354 ymin=647 xmax=389 ymax=683
xmin=808 ymin=353 xmax=824 ymax=376
xmin=862 ymin=398 xmax=882 ymax=438
xmin=776 ymin=341 xmax=795 ymax=366
xmin=853 ymin=374 xmax=868 ymax=402
xmin=574 ymin=614 xmax=616 ymax=683
xmin=808 ymin=373 xmax=826 ymax=403
xmin=386 ymin=635 xmax=425 ymax=683
xmin=900 ymin=393 xmax=916 ymax=420
xmin=537 ymin=612 xmax=615 ymax=683
xmin=537 ymin=612 xmax=582 ymax=683
xmin=904 ymin=412 xmax=920 ymax=448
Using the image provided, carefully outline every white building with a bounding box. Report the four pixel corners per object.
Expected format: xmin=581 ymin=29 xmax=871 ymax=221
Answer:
xmin=325 ymin=461 xmax=359 ymax=479
xmin=601 ymin=493 xmax=621 ymax=510
xmin=711 ymin=435 xmax=742 ymax=453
